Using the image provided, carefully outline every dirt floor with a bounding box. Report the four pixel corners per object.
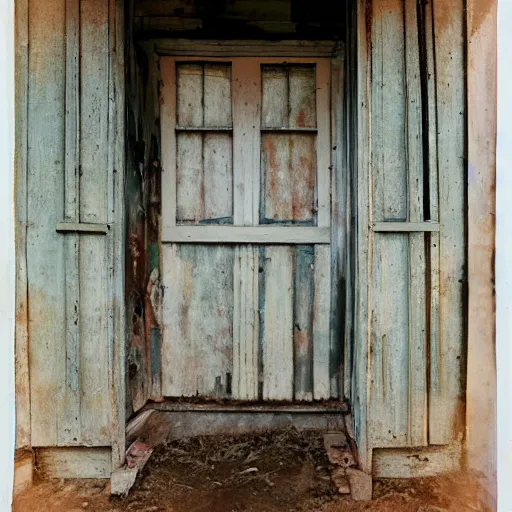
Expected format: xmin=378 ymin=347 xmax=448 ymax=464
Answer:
xmin=13 ymin=429 xmax=492 ymax=512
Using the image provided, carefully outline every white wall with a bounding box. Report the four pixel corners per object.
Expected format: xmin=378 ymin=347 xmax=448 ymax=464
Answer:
xmin=497 ymin=2 xmax=512 ymax=511
xmin=0 ymin=0 xmax=16 ymax=509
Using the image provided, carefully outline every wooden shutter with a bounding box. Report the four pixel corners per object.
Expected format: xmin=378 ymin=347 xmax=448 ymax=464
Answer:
xmin=353 ymin=0 xmax=465 ymax=468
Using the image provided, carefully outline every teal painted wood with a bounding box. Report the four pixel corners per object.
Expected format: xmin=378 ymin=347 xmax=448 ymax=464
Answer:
xmin=369 ymin=0 xmax=412 ymax=449
xmin=79 ymin=0 xmax=110 ymax=445
xmin=27 ymin=0 xmax=67 ymax=447
xmin=294 ymin=246 xmax=314 ymax=401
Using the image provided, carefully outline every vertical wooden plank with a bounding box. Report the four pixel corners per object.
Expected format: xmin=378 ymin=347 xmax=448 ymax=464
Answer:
xmin=232 ymin=245 xmax=259 ymax=400
xmin=28 ymin=0 xmax=66 ymax=447
xmin=176 ymin=133 xmax=203 ymax=223
xmin=316 ymin=59 xmax=331 ymax=228
xmin=372 ymin=0 xmax=407 ymax=223
xmin=232 ymin=58 xmax=260 ymax=226
xmin=262 ymin=133 xmax=316 ymax=224
xmin=61 ymin=0 xmax=81 ymax=446
xmin=108 ymin=0 xmax=126 ymax=468
xmin=331 ymin=56 xmax=347 ymax=399
xmin=353 ymin=0 xmax=372 ymax=472
xmin=294 ymin=246 xmax=314 ymax=401
xmin=370 ymin=234 xmax=410 ymax=447
xmin=424 ymin=0 xmax=441 ymax=447
xmin=261 ymin=66 xmax=288 ymax=128
xmin=313 ymin=245 xmax=331 ymax=400
xmin=232 ymin=59 xmax=260 ymax=400
xmin=262 ymin=246 xmax=294 ymax=400
xmin=262 ymin=134 xmax=292 ymax=221
xmin=289 ymin=66 xmax=316 ymax=128
xmin=204 ymin=63 xmax=232 ymax=127
xmin=429 ymin=0 xmax=465 ymax=445
xmin=177 ymin=63 xmax=203 ymax=127
xmin=160 ymin=57 xmax=177 ymax=228
xmin=79 ymin=0 xmax=110 ymax=444
xmin=15 ymin=0 xmax=31 ymax=448
xmin=162 ymin=245 xmax=234 ymax=397
xmin=404 ymin=0 xmax=427 ymax=447
xmin=203 ymin=133 xmax=233 ymax=221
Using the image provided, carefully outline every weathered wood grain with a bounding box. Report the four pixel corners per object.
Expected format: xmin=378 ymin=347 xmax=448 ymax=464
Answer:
xmin=289 ymin=66 xmax=316 ymax=129
xmin=162 ymin=226 xmax=330 ymax=244
xmin=204 ymin=63 xmax=232 ymax=128
xmin=370 ymin=234 xmax=410 ymax=448
xmin=261 ymin=66 xmax=288 ymax=128
xmin=27 ymin=0 xmax=67 ymax=447
xmin=176 ymin=132 xmax=203 ymax=223
xmin=313 ymin=245 xmax=331 ymax=400
xmin=37 ymin=447 xmax=111 ymax=479
xmin=262 ymin=247 xmax=294 ymax=400
xmin=162 ymin=245 xmax=234 ymax=398
xmin=177 ymin=63 xmax=203 ymax=127
xmin=15 ymin=0 xmax=30 ymax=449
xmin=233 ymin=246 xmax=259 ymax=399
xmin=62 ymin=0 xmax=81 ymax=446
xmin=232 ymin=58 xmax=260 ymax=226
xmin=160 ymin=57 xmax=177 ymax=228
xmin=79 ymin=0 xmax=110 ymax=445
xmin=294 ymin=246 xmax=314 ymax=401
xmin=429 ymin=0 xmax=465 ymax=445
xmin=203 ymin=133 xmax=233 ymax=221
xmin=404 ymin=0 xmax=427 ymax=447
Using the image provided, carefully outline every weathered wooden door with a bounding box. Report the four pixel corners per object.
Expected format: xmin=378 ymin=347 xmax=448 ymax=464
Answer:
xmin=160 ymin=56 xmax=337 ymax=401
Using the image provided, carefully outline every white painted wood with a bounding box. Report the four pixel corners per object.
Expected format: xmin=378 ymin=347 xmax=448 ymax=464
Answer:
xmin=232 ymin=246 xmax=259 ymax=400
xmin=37 ymin=448 xmax=111 ymax=479
xmin=1 ymin=0 xmax=15 ymax=504
xmin=316 ymin=59 xmax=331 ymax=228
xmin=313 ymin=245 xmax=331 ymax=400
xmin=153 ymin=39 xmax=340 ymax=57
xmin=232 ymin=59 xmax=260 ymax=226
xmin=372 ymin=222 xmax=440 ymax=232
xmin=160 ymin=57 xmax=177 ymax=228
xmin=162 ymin=226 xmax=331 ymax=244
xmin=373 ymin=444 xmax=462 ymax=479
xmin=497 ymin=3 xmax=512 ymax=510
xmin=262 ymin=247 xmax=294 ymax=400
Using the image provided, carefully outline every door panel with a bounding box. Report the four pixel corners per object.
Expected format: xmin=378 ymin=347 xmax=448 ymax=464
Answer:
xmin=161 ymin=56 xmax=335 ymax=401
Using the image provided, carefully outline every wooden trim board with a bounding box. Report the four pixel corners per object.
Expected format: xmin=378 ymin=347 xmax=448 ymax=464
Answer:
xmin=36 ymin=447 xmax=111 ymax=479
xmin=162 ymin=226 xmax=330 ymax=244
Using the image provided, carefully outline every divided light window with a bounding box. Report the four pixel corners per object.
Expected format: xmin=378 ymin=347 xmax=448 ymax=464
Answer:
xmin=160 ymin=57 xmax=331 ymax=244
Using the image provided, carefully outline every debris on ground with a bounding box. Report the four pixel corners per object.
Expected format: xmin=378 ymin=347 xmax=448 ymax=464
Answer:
xmin=13 ymin=427 xmax=491 ymax=512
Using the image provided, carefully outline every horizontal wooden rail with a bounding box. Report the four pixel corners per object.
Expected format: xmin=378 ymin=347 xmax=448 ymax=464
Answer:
xmin=372 ymin=222 xmax=440 ymax=232
xmin=162 ymin=226 xmax=330 ymax=244
xmin=56 ymin=222 xmax=109 ymax=234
